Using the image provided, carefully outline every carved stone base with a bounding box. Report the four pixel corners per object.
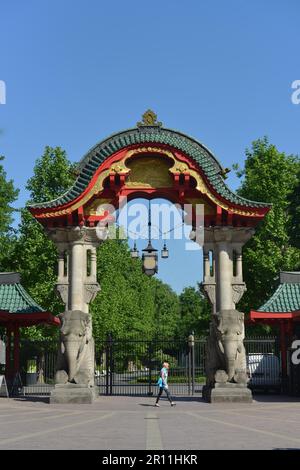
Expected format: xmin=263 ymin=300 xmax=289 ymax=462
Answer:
xmin=50 ymin=383 xmax=96 ymax=404
xmin=202 ymin=383 xmax=252 ymax=403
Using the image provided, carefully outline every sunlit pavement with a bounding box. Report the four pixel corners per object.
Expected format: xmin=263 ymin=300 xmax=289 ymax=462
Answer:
xmin=0 ymin=394 xmax=300 ymax=450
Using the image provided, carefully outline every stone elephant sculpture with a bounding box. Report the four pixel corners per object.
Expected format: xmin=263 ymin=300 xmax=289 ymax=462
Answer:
xmin=55 ymin=310 xmax=95 ymax=387
xmin=205 ymin=309 xmax=248 ymax=387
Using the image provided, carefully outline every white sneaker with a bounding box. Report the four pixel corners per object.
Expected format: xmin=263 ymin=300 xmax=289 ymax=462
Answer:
xmin=155 ymin=403 xmax=160 ymax=407
xmin=171 ymin=402 xmax=176 ymax=407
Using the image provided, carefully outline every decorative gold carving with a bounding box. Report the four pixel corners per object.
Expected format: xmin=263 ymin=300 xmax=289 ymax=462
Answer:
xmin=110 ymin=163 xmax=130 ymax=173
xmin=36 ymin=145 xmax=264 ymax=218
xmin=173 ymin=163 xmax=189 ymax=173
xmin=137 ymin=109 xmax=162 ymax=127
xmin=84 ymin=198 xmax=113 ymax=216
xmin=126 ymin=147 xmax=175 ymax=161
xmin=186 ymin=198 xmax=216 ymax=216
xmin=126 ymin=155 xmax=173 ymax=188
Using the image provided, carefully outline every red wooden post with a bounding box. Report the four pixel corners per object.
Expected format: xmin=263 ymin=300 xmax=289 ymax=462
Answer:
xmin=13 ymin=325 xmax=20 ymax=376
xmin=280 ymin=321 xmax=287 ymax=377
xmin=5 ymin=325 xmax=12 ymax=379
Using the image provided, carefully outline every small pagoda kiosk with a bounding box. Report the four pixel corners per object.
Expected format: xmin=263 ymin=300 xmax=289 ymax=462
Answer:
xmin=0 ymin=272 xmax=59 ymax=380
xmin=250 ymin=272 xmax=300 ymax=377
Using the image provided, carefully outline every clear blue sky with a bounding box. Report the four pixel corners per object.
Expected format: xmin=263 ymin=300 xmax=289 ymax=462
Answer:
xmin=1 ymin=0 xmax=299 ymax=292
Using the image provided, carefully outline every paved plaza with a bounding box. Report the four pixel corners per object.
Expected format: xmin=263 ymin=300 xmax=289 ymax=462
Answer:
xmin=0 ymin=394 xmax=300 ymax=450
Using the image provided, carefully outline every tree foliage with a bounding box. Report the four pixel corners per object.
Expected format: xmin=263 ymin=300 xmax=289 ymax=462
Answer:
xmin=177 ymin=286 xmax=210 ymax=338
xmin=289 ymin=170 xmax=300 ymax=250
xmin=0 ymin=155 xmax=19 ymax=271
xmin=26 ymin=146 xmax=77 ymax=204
xmin=234 ymin=137 xmax=300 ymax=312
xmin=7 ymin=147 xmax=76 ymax=339
xmin=91 ymin=236 xmax=181 ymax=345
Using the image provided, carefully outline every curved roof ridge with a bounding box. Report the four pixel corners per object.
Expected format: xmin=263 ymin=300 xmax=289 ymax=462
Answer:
xmin=14 ymin=283 xmax=45 ymax=313
xmin=0 ymin=282 xmax=45 ymax=314
xmin=258 ymin=282 xmax=300 ymax=313
xmin=28 ymin=126 xmax=272 ymax=211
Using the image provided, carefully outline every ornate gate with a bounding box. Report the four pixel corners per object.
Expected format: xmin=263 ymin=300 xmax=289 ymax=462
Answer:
xmin=95 ymin=335 xmax=206 ymax=396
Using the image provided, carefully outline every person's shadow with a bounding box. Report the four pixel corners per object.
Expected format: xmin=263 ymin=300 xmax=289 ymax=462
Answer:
xmin=139 ymin=403 xmax=157 ymax=407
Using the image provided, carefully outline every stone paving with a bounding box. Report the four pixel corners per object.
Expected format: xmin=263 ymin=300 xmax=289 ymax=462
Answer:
xmin=0 ymin=394 xmax=300 ymax=450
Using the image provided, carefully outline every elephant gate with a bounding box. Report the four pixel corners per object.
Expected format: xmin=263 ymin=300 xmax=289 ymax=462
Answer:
xmin=29 ymin=110 xmax=270 ymax=403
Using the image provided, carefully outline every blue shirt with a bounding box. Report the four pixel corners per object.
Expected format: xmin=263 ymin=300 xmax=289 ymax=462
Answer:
xmin=160 ymin=367 xmax=168 ymax=386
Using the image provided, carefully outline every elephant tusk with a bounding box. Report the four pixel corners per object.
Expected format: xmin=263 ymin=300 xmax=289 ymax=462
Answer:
xmin=218 ymin=340 xmax=224 ymax=354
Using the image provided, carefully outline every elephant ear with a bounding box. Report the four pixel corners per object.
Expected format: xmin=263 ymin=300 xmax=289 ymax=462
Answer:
xmin=85 ymin=315 xmax=93 ymax=342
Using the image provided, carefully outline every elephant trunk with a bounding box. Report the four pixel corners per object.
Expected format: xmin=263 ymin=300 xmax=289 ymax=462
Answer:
xmin=64 ymin=338 xmax=80 ymax=382
xmin=223 ymin=338 xmax=238 ymax=381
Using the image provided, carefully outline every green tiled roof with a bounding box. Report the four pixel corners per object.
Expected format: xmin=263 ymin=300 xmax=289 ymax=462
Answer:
xmin=258 ymin=272 xmax=300 ymax=313
xmin=0 ymin=273 xmax=45 ymax=314
xmin=28 ymin=126 xmax=271 ymax=210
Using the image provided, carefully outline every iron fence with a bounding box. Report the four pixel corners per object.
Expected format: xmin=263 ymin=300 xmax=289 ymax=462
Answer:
xmin=17 ymin=339 xmax=57 ymax=396
xmin=12 ymin=335 xmax=284 ymax=396
xmin=95 ymin=335 xmax=207 ymax=396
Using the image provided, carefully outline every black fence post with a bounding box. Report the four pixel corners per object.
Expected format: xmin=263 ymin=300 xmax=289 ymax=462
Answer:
xmin=148 ymin=341 xmax=153 ymax=396
xmin=105 ymin=335 xmax=109 ymax=396
xmin=109 ymin=333 xmax=113 ymax=396
xmin=188 ymin=342 xmax=191 ymax=396
xmin=105 ymin=333 xmax=113 ymax=396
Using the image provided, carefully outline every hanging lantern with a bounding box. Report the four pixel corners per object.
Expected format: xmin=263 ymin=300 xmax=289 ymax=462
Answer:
xmin=130 ymin=242 xmax=139 ymax=259
xmin=161 ymin=243 xmax=169 ymax=259
xmin=142 ymin=241 xmax=158 ymax=276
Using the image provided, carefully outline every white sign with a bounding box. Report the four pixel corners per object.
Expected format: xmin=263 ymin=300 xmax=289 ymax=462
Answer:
xmin=0 ymin=375 xmax=9 ymax=397
xmin=0 ymin=340 xmax=5 ymax=364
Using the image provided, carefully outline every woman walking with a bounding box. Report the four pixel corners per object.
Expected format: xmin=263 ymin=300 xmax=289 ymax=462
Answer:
xmin=155 ymin=361 xmax=176 ymax=407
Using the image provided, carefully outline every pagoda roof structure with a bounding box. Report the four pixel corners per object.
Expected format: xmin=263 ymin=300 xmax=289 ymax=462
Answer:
xmin=0 ymin=272 xmax=59 ymax=327
xmin=28 ymin=111 xmax=271 ymax=228
xmin=250 ymin=272 xmax=300 ymax=323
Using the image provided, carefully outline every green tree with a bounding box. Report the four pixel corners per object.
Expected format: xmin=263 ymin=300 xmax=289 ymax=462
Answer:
xmin=91 ymin=236 xmax=181 ymax=344
xmin=234 ymin=137 xmax=300 ymax=312
xmin=152 ymin=279 xmax=180 ymax=339
xmin=26 ymin=146 xmax=77 ymax=203
xmin=177 ymin=286 xmax=210 ymax=338
xmin=0 ymin=155 xmax=19 ymax=270
xmin=289 ymin=171 xmax=300 ymax=252
xmin=10 ymin=147 xmax=76 ymax=339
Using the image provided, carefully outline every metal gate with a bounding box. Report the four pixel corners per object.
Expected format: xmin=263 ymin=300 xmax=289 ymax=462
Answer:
xmin=95 ymin=335 xmax=206 ymax=396
xmin=12 ymin=336 xmax=284 ymax=397
xmin=18 ymin=339 xmax=57 ymax=395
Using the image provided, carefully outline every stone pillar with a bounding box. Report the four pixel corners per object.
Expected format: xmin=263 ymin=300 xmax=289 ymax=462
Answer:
xmin=203 ymin=249 xmax=210 ymax=278
xmin=203 ymin=226 xmax=255 ymax=312
xmin=46 ymin=226 xmax=106 ymax=404
xmin=56 ymin=244 xmax=68 ymax=308
xmin=57 ymin=250 xmax=65 ymax=279
xmin=215 ymin=235 xmax=234 ymax=311
xmin=232 ymin=243 xmax=247 ymax=306
xmin=47 ymin=226 xmax=104 ymax=312
xmin=194 ymin=226 xmax=256 ymax=403
xmin=235 ymin=247 xmax=243 ymax=279
xmin=202 ymin=245 xmax=216 ymax=314
xmin=70 ymin=241 xmax=86 ymax=311
xmin=90 ymin=247 xmax=97 ymax=281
